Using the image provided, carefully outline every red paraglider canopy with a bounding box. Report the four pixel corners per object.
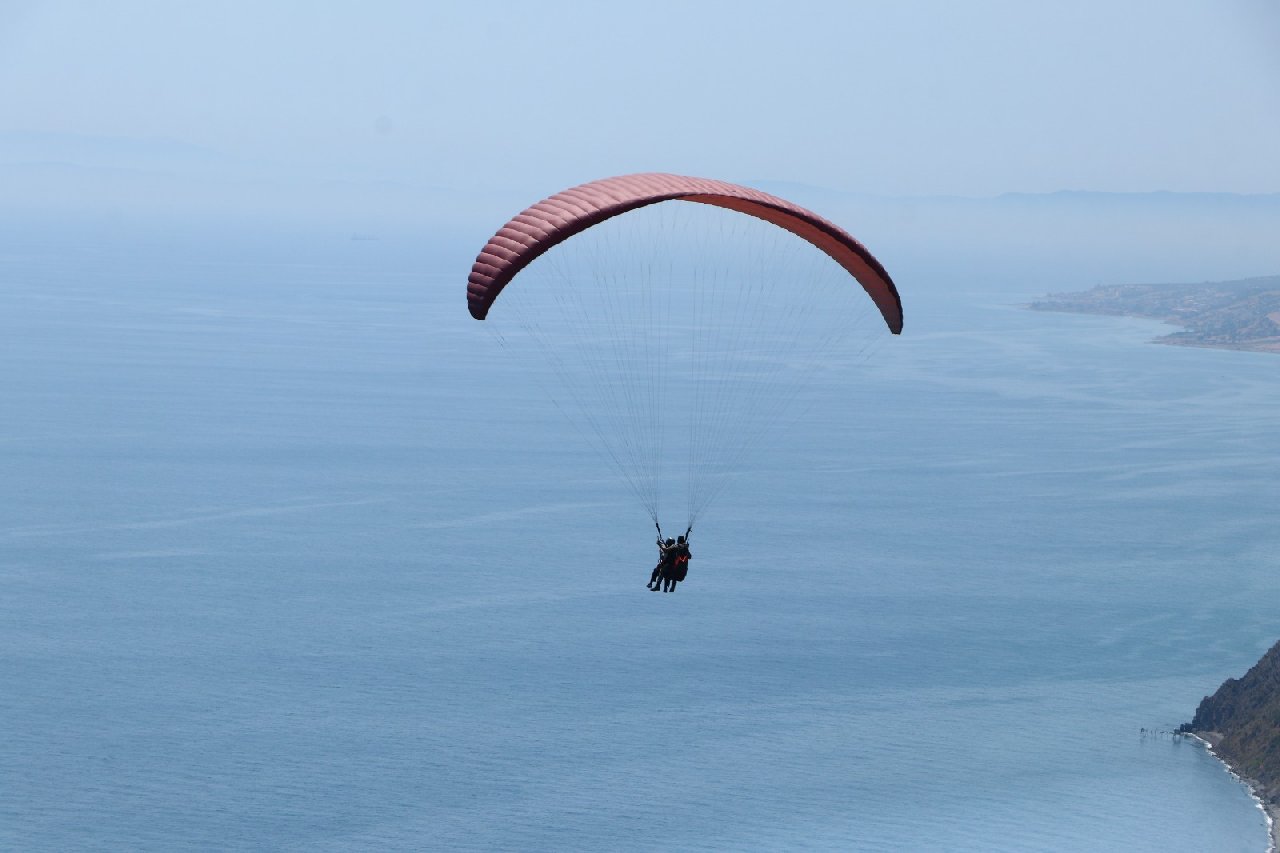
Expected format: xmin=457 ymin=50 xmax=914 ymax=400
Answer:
xmin=466 ymin=172 xmax=903 ymax=334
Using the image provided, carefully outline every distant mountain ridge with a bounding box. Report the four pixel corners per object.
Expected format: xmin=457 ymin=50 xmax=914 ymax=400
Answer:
xmin=747 ymin=179 xmax=1280 ymax=207
xmin=3 ymin=133 xmax=1278 ymax=286
xmin=998 ymin=189 xmax=1280 ymax=203
xmin=0 ymin=130 xmax=240 ymax=174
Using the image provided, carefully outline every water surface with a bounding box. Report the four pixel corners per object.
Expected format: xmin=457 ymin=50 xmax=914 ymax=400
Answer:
xmin=2 ymin=231 xmax=1276 ymax=850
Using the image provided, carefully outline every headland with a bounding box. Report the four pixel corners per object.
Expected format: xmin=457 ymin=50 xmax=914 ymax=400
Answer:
xmin=1181 ymin=640 xmax=1280 ymax=851
xmin=1029 ymin=275 xmax=1280 ymax=354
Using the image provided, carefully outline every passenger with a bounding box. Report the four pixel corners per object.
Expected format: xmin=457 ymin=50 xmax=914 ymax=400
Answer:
xmin=649 ymin=537 xmax=676 ymax=591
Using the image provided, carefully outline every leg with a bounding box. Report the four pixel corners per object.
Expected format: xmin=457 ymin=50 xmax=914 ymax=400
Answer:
xmin=650 ymin=565 xmax=665 ymax=590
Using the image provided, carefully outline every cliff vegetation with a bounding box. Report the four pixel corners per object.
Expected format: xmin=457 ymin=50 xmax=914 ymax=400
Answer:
xmin=1181 ymin=640 xmax=1280 ymax=808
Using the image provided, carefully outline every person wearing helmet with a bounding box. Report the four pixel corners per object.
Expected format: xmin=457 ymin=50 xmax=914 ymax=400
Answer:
xmin=648 ymin=536 xmax=677 ymax=591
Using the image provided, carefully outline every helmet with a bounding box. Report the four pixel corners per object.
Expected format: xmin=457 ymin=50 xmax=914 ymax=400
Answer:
xmin=665 ymin=538 xmax=675 ymax=546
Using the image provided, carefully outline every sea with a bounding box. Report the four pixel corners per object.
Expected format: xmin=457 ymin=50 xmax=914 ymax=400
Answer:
xmin=4 ymin=222 xmax=1280 ymax=851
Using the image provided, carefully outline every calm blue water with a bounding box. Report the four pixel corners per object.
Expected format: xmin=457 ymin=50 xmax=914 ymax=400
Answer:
xmin=3 ymin=229 xmax=1279 ymax=851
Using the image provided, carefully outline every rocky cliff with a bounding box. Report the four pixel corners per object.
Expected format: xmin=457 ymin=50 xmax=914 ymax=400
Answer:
xmin=1182 ymin=640 xmax=1280 ymax=806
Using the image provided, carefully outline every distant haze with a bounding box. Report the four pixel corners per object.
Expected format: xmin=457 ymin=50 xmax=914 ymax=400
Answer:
xmin=1 ymin=1 xmax=1279 ymax=287
xmin=1 ymin=1 xmax=1278 ymax=196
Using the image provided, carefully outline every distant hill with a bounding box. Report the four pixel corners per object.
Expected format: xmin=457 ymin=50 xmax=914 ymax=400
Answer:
xmin=0 ymin=130 xmax=246 ymax=175
xmin=1029 ymin=276 xmax=1280 ymax=353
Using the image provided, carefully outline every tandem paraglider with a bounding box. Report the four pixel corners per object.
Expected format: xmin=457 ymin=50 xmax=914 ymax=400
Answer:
xmin=466 ymin=173 xmax=902 ymax=590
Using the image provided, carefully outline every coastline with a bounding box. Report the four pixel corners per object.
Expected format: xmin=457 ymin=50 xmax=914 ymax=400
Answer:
xmin=1024 ymin=303 xmax=1280 ymax=357
xmin=1154 ymin=338 xmax=1280 ymax=356
xmin=1025 ymin=273 xmax=1280 ymax=357
xmin=1189 ymin=732 xmax=1280 ymax=852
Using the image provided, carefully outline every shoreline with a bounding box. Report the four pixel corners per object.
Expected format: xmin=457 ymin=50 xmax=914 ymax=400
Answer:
xmin=1154 ymin=338 xmax=1280 ymax=356
xmin=1189 ymin=732 xmax=1280 ymax=852
xmin=1025 ymin=304 xmax=1280 ymax=356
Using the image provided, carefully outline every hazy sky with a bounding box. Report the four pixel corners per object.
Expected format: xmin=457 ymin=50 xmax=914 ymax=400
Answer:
xmin=1 ymin=0 xmax=1278 ymax=196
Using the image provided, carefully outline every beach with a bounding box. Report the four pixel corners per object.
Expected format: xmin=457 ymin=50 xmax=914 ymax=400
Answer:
xmin=1193 ymin=732 xmax=1280 ymax=853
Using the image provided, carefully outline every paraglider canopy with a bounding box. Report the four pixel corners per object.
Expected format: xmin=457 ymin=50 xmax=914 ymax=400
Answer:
xmin=467 ymin=173 xmax=902 ymax=334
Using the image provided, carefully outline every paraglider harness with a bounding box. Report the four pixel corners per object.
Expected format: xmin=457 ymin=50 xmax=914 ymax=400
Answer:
xmin=656 ymin=522 xmax=692 ymax=578
xmin=672 ymin=542 xmax=690 ymax=572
